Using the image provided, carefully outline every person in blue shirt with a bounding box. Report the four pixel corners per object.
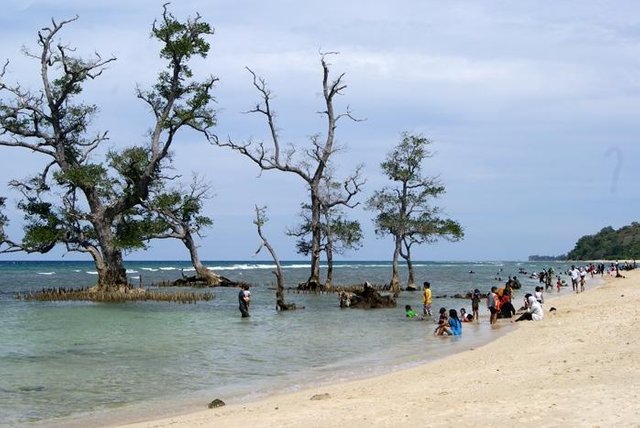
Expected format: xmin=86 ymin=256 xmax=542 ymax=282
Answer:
xmin=448 ymin=308 xmax=462 ymax=335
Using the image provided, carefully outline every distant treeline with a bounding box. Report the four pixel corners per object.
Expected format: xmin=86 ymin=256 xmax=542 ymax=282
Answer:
xmin=528 ymin=255 xmax=566 ymax=261
xmin=529 ymin=222 xmax=640 ymax=261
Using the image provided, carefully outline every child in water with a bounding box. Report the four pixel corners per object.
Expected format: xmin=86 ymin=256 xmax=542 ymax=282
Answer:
xmin=471 ymin=289 xmax=481 ymax=321
xmin=405 ymin=304 xmax=419 ymax=319
xmin=434 ymin=307 xmax=451 ymax=335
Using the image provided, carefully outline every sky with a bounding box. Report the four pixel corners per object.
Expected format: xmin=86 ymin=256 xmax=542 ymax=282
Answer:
xmin=1 ymin=0 xmax=639 ymax=262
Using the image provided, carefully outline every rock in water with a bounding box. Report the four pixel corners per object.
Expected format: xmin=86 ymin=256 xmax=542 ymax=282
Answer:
xmin=339 ymin=282 xmax=396 ymax=309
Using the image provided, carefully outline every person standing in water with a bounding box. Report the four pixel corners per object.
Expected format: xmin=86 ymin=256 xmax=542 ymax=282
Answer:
xmin=471 ymin=288 xmax=481 ymax=321
xmin=487 ymin=286 xmax=498 ymax=325
xmin=239 ymin=284 xmax=251 ymax=318
xmin=422 ymin=281 xmax=432 ymax=317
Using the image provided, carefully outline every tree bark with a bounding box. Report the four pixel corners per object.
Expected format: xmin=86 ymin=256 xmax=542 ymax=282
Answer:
xmin=307 ymin=192 xmax=322 ymax=287
xmin=91 ymin=214 xmax=128 ymax=290
xmin=390 ymin=236 xmax=402 ymax=295
xmin=404 ymin=243 xmax=415 ymax=288
xmin=184 ymin=232 xmax=219 ymax=285
xmin=94 ymin=249 xmax=128 ymax=291
xmin=325 ymin=241 xmax=334 ymax=287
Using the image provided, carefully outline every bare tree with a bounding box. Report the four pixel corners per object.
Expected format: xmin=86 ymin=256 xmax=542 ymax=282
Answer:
xmin=217 ymin=53 xmax=361 ymax=288
xmin=254 ymin=205 xmax=297 ymax=311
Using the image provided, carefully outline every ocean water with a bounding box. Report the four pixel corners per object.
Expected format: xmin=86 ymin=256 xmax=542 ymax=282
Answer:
xmin=0 ymin=260 xmax=572 ymax=426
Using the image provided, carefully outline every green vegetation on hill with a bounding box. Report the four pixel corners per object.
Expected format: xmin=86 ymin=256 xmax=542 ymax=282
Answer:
xmin=528 ymin=255 xmax=566 ymax=261
xmin=566 ymin=223 xmax=640 ymax=260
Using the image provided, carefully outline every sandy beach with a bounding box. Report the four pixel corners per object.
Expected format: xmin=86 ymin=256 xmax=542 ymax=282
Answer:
xmin=119 ymin=270 xmax=640 ymax=427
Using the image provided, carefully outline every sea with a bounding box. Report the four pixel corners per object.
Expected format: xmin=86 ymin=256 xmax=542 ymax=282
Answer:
xmin=0 ymin=259 xmax=574 ymax=426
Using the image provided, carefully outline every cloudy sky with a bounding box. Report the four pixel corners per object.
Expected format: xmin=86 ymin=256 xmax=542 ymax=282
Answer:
xmin=1 ymin=0 xmax=639 ymax=262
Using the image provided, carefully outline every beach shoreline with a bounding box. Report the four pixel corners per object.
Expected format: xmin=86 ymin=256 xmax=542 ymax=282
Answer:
xmin=114 ymin=270 xmax=640 ymax=427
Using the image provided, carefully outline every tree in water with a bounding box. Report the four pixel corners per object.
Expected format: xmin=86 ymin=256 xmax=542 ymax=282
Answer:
xmin=0 ymin=7 xmax=217 ymax=291
xmin=142 ymin=175 xmax=222 ymax=285
xmin=289 ymin=172 xmax=364 ymax=287
xmin=253 ymin=205 xmax=297 ymax=311
xmin=217 ymin=53 xmax=362 ymax=288
xmin=367 ymin=132 xmax=463 ymax=294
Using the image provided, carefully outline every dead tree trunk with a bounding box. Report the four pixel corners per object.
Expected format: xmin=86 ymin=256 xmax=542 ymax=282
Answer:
xmin=184 ymin=232 xmax=220 ymax=285
xmin=254 ymin=206 xmax=297 ymax=311
xmin=216 ymin=54 xmax=362 ymax=290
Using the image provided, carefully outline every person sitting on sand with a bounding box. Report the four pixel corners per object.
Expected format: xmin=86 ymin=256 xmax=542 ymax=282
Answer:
xmin=514 ymin=295 xmax=544 ymax=322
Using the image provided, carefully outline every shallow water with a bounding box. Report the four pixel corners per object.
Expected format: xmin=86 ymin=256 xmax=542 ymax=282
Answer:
xmin=0 ymin=260 xmax=571 ymax=426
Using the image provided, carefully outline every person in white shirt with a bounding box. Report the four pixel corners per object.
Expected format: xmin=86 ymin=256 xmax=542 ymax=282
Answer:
xmin=579 ymin=267 xmax=587 ymax=293
xmin=514 ymin=295 xmax=544 ymax=322
xmin=570 ymin=266 xmax=580 ymax=292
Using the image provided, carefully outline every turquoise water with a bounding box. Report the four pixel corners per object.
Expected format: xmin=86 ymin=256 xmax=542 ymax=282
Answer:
xmin=0 ymin=260 xmax=572 ymax=426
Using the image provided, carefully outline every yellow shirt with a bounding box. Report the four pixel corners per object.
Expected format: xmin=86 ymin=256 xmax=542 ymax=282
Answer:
xmin=422 ymin=288 xmax=432 ymax=305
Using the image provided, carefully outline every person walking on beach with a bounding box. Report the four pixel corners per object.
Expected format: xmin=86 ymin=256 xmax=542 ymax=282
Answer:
xmin=579 ymin=267 xmax=587 ymax=293
xmin=239 ymin=284 xmax=251 ymax=318
xmin=487 ymin=286 xmax=498 ymax=324
xmin=422 ymin=281 xmax=432 ymax=316
xmin=570 ymin=265 xmax=579 ymax=292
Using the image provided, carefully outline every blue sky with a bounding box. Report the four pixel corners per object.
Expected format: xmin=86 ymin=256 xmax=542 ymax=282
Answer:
xmin=1 ymin=0 xmax=639 ymax=262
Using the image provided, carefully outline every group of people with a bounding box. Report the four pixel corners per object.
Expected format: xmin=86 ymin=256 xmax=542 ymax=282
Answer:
xmin=404 ymin=282 xmax=476 ymax=336
xmin=405 ymin=303 xmax=474 ymax=335
xmin=488 ymin=280 xmax=546 ymax=323
xmin=406 ymin=275 xmax=549 ymax=332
